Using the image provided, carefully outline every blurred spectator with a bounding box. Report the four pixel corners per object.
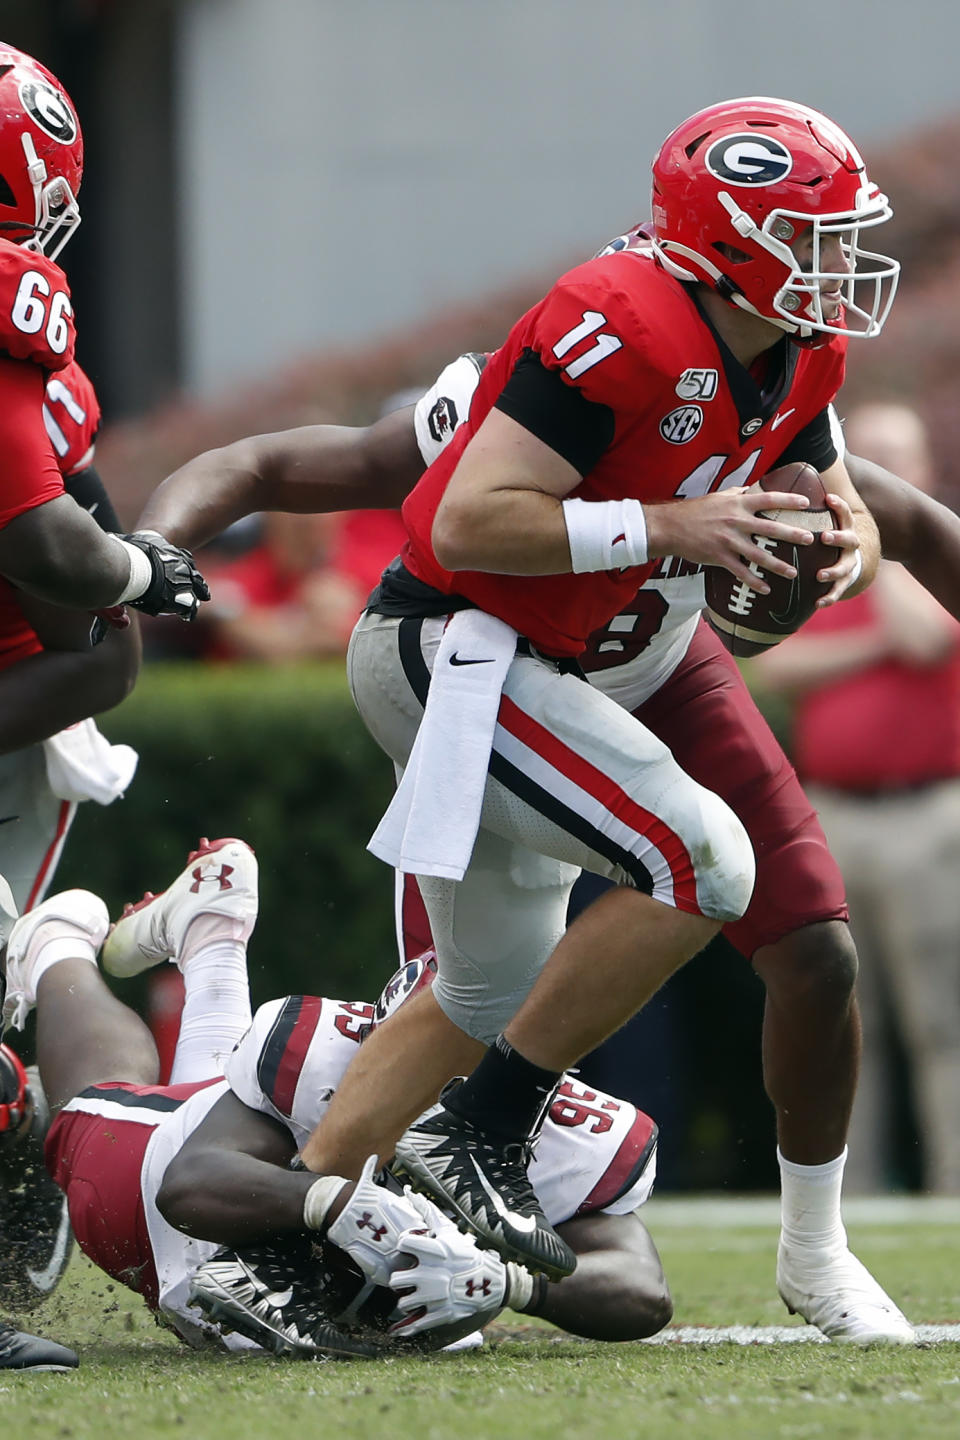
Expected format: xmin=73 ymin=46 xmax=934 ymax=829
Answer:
xmin=755 ymin=403 xmax=960 ymax=1194
xmin=202 ymin=510 xmax=364 ymax=662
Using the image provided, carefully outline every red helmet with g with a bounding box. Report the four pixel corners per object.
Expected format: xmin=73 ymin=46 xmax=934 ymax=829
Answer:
xmin=0 ymin=43 xmax=82 ymax=261
xmin=651 ymin=95 xmax=898 ymax=345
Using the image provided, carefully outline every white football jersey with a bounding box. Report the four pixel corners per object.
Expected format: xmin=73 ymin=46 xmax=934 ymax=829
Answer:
xmin=135 ymin=994 xmax=656 ymax=1348
xmin=225 ymin=996 xmax=658 ymax=1225
xmin=412 ymin=358 xmax=846 ymax=710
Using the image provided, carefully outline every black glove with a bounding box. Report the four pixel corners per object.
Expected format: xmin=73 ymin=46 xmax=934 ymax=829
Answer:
xmin=117 ymin=530 xmax=210 ymax=620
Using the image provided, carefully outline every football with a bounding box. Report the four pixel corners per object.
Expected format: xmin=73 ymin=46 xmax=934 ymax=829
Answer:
xmin=703 ymin=462 xmax=840 ymax=657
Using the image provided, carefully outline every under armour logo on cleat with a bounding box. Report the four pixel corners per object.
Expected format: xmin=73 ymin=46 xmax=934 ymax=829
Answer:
xmin=190 ymin=863 xmax=234 ymax=894
xmin=356 ymin=1213 xmax=388 ymax=1241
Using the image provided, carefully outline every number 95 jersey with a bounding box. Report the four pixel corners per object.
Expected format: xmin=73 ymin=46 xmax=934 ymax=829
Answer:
xmin=224 ymin=995 xmax=658 ymax=1223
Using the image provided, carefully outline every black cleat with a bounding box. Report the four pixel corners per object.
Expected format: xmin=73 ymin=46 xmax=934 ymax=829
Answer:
xmin=0 ymin=1068 xmax=74 ymax=1313
xmin=0 ymin=1321 xmax=78 ymax=1372
xmin=392 ymin=1102 xmax=577 ymax=1281
xmin=189 ymin=1236 xmax=384 ymax=1359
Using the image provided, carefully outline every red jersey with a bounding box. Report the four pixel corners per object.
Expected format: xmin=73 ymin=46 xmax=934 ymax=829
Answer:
xmin=42 ymin=358 xmax=101 ymax=476
xmin=793 ymin=589 xmax=960 ymax=791
xmin=402 ymin=251 xmax=845 ymax=655
xmin=0 ymin=356 xmax=101 ymax=669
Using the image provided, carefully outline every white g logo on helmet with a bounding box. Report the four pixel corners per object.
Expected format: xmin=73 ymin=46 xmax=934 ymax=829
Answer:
xmin=19 ymin=80 xmax=78 ymax=144
xmin=705 ymin=134 xmax=793 ymax=186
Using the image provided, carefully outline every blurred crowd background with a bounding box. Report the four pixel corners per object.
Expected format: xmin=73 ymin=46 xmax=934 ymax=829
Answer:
xmin=5 ymin=0 xmax=960 ymax=1194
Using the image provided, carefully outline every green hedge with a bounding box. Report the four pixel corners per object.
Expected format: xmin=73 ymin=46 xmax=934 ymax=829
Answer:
xmin=56 ymin=662 xmax=400 ymax=1009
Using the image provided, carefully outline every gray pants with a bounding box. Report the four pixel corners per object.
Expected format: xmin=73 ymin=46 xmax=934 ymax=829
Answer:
xmin=810 ymin=779 xmax=960 ymax=1195
xmin=0 ymin=745 xmax=77 ymax=914
xmin=349 ymin=610 xmax=754 ymax=1042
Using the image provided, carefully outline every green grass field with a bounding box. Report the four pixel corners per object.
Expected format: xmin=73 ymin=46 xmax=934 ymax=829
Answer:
xmin=4 ymin=1198 xmax=959 ymax=1440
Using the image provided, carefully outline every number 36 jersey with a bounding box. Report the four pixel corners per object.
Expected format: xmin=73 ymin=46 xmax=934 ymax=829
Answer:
xmin=225 ymin=995 xmax=658 ymax=1223
xmin=402 ymin=248 xmax=845 ymax=657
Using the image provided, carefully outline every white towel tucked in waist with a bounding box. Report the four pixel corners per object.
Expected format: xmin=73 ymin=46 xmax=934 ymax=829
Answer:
xmin=43 ymin=718 xmax=139 ymax=805
xmin=368 ymin=608 xmax=518 ymax=880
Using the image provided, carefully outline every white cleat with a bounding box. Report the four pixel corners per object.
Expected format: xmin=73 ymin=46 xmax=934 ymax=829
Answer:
xmin=2 ymin=890 xmax=109 ymax=1032
xmin=102 ymin=838 xmax=258 ymax=978
xmin=0 ymin=872 xmax=18 ymax=949
xmin=777 ymin=1242 xmax=917 ymax=1344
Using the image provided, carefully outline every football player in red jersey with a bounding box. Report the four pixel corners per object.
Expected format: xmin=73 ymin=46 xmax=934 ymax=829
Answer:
xmin=0 ymin=45 xmax=208 ymax=628
xmin=0 ymin=42 xmax=209 ymax=1371
xmin=0 ymin=844 xmax=670 ymax=1357
xmin=137 ymin=98 xmax=919 ymax=1340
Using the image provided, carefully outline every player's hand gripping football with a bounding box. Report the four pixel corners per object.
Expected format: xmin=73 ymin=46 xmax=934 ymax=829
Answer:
xmin=816 ymin=492 xmax=862 ymax=606
xmin=646 ymin=487 xmax=816 ymax=593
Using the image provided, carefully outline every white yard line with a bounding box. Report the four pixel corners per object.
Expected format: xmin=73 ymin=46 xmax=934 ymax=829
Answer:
xmin=644 ymin=1194 xmax=960 ymax=1228
xmin=643 ymin=1324 xmax=960 ymax=1345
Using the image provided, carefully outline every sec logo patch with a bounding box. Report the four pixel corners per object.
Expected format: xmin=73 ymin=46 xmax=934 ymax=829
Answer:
xmin=659 ymin=405 xmax=703 ymax=444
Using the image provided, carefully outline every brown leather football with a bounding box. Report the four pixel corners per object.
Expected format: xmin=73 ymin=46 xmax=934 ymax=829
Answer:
xmin=703 ymin=462 xmax=841 ymax=657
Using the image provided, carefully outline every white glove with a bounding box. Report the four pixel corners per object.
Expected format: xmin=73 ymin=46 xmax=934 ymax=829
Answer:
xmin=325 ymin=1154 xmax=434 ymax=1287
xmin=387 ymin=1225 xmax=509 ymax=1337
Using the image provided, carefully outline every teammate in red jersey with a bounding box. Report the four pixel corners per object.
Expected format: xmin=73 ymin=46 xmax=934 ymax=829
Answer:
xmin=137 ymin=98 xmax=917 ymax=1340
xmin=0 ymin=842 xmax=670 ymax=1357
xmin=0 ymin=41 xmax=209 ymax=1371
xmin=0 ymin=45 xmax=208 ymax=630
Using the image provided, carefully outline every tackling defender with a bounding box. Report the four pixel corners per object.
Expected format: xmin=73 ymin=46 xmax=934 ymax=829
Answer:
xmin=0 ymin=840 xmax=669 ymax=1357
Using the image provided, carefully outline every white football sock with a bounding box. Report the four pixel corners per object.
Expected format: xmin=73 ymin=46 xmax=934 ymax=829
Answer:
xmin=168 ymin=916 xmax=252 ymax=1083
xmin=778 ymin=1145 xmax=848 ymax=1253
xmin=32 ymin=934 xmax=98 ymax=991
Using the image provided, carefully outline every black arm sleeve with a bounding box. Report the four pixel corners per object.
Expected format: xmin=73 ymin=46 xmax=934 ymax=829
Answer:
xmin=772 ymin=407 xmax=837 ymax=473
xmin=63 ymin=464 xmax=122 ymax=534
xmin=494 ymin=349 xmax=615 ymax=476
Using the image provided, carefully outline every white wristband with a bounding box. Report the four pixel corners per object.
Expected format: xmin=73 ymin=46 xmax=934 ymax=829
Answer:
xmin=847 ymin=548 xmax=863 ymax=588
xmin=111 ymin=536 xmax=153 ymax=604
xmin=302 ymin=1173 xmax=351 ymax=1231
xmin=505 ymin=1261 xmax=535 ymax=1312
xmin=561 ymin=497 xmax=648 ymax=573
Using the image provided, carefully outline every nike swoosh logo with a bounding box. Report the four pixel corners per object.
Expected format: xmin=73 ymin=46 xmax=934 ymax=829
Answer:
xmin=769 ymin=550 xmax=802 ymax=627
xmin=86 ymin=501 xmax=99 ymax=516
xmin=0 ymin=815 xmax=19 ymax=826
xmin=264 ymin=1287 xmax=293 ymax=1307
xmin=27 ymin=1197 xmax=72 ymax=1292
xmin=469 ymin=1157 xmax=537 ymax=1232
xmin=770 ymin=408 xmax=795 ymax=432
xmin=449 ymin=653 xmax=495 ymax=667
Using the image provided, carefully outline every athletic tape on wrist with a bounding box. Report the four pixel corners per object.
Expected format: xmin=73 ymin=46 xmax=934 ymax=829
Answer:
xmin=561 ymin=497 xmax=648 ymax=573
xmin=505 ymin=1262 xmax=536 ymax=1312
xmin=302 ymin=1173 xmax=351 ymax=1231
xmin=111 ymin=536 xmax=153 ymax=604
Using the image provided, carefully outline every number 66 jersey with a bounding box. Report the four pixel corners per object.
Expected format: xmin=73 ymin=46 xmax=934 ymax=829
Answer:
xmin=225 ymin=994 xmax=658 ymax=1224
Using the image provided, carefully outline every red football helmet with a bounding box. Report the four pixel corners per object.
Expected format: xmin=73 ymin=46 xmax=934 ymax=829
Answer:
xmin=0 ymin=1042 xmax=29 ymax=1134
xmin=0 ymin=43 xmax=82 ymax=261
xmin=651 ymin=96 xmax=898 ymax=344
